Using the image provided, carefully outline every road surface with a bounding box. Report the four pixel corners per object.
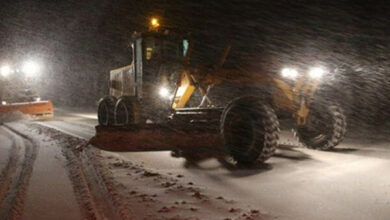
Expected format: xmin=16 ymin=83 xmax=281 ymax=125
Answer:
xmin=0 ymin=111 xmax=265 ymax=220
xmin=33 ymin=108 xmax=390 ymax=220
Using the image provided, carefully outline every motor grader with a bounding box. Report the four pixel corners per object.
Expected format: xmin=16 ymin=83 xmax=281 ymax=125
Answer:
xmin=91 ymin=20 xmax=347 ymax=164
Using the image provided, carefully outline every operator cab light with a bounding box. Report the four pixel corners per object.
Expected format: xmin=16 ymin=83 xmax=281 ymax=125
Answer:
xmin=1 ymin=65 xmax=11 ymax=77
xmin=309 ymin=67 xmax=324 ymax=79
xmin=281 ymin=68 xmax=298 ymax=79
xmin=150 ymin=17 xmax=160 ymax=29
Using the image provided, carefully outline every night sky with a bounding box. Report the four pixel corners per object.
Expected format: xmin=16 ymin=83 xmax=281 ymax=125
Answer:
xmin=0 ymin=0 xmax=389 ymax=122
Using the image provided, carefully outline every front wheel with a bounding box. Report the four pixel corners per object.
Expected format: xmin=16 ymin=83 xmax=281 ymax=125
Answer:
xmin=296 ymin=103 xmax=347 ymax=150
xmin=221 ymin=96 xmax=279 ymax=165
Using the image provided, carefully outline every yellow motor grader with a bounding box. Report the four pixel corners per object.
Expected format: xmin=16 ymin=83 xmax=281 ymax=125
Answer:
xmin=91 ymin=19 xmax=347 ymax=164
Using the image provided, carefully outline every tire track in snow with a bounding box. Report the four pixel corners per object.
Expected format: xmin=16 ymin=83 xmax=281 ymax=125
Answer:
xmin=62 ymin=142 xmax=123 ymax=220
xmin=0 ymin=125 xmax=38 ymax=220
xmin=29 ymin=123 xmax=131 ymax=220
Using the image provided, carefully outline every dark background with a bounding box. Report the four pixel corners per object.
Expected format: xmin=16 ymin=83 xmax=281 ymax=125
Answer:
xmin=0 ymin=0 xmax=389 ymax=124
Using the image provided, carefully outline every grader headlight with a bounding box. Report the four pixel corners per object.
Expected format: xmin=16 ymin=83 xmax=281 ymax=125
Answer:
xmin=281 ymin=68 xmax=298 ymax=79
xmin=159 ymin=86 xmax=170 ymax=99
xmin=309 ymin=67 xmax=324 ymax=79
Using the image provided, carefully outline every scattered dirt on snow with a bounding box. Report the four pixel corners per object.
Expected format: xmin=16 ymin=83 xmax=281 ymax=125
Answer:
xmin=99 ymin=152 xmax=268 ymax=220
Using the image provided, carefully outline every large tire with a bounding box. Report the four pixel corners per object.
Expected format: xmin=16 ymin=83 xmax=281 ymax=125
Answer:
xmin=296 ymin=103 xmax=347 ymax=150
xmin=97 ymin=96 xmax=116 ymax=126
xmin=221 ymin=96 xmax=279 ymax=164
xmin=114 ymin=96 xmax=141 ymax=125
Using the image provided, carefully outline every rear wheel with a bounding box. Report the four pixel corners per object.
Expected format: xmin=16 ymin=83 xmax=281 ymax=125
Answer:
xmin=296 ymin=103 xmax=347 ymax=150
xmin=97 ymin=96 xmax=116 ymax=126
xmin=221 ymin=96 xmax=279 ymax=165
xmin=114 ymin=96 xmax=141 ymax=126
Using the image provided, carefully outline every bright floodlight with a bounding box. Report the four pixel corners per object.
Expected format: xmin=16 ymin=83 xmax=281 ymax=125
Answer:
xmin=1 ymin=101 xmax=6 ymax=105
xmin=309 ymin=67 xmax=324 ymax=79
xmin=22 ymin=61 xmax=40 ymax=77
xmin=281 ymin=68 xmax=298 ymax=79
xmin=1 ymin=65 xmax=11 ymax=77
xmin=159 ymin=87 xmax=170 ymax=98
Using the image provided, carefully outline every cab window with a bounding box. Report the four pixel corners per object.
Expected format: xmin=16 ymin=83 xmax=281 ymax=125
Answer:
xmin=143 ymin=36 xmax=184 ymax=62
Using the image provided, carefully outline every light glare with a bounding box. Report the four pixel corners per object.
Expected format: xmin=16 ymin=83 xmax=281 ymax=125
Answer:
xmin=309 ymin=67 xmax=324 ymax=78
xmin=150 ymin=17 xmax=160 ymax=29
xmin=281 ymin=68 xmax=298 ymax=79
xmin=159 ymin=87 xmax=169 ymax=98
xmin=22 ymin=61 xmax=40 ymax=77
xmin=1 ymin=65 xmax=11 ymax=77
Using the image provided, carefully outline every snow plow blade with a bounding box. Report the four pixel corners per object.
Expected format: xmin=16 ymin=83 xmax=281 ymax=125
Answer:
xmin=0 ymin=101 xmax=54 ymax=120
xmin=89 ymin=125 xmax=223 ymax=152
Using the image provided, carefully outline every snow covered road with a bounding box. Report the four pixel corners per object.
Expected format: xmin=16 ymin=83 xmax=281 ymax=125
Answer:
xmin=37 ymin=109 xmax=390 ymax=220
xmin=0 ymin=113 xmax=266 ymax=219
xmin=1 ymin=109 xmax=390 ymax=219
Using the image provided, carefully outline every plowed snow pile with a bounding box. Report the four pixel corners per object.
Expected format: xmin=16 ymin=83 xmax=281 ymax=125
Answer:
xmin=0 ymin=122 xmax=267 ymax=220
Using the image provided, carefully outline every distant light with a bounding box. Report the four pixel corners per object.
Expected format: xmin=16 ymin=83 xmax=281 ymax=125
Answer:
xmin=159 ymin=87 xmax=170 ymax=98
xmin=309 ymin=67 xmax=324 ymax=79
xmin=1 ymin=101 xmax=6 ymax=105
xmin=1 ymin=65 xmax=11 ymax=77
xmin=281 ymin=68 xmax=298 ymax=79
xmin=150 ymin=17 xmax=160 ymax=29
xmin=22 ymin=61 xmax=40 ymax=77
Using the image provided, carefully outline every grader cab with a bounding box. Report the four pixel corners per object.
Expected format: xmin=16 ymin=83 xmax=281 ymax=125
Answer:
xmin=91 ymin=20 xmax=347 ymax=164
